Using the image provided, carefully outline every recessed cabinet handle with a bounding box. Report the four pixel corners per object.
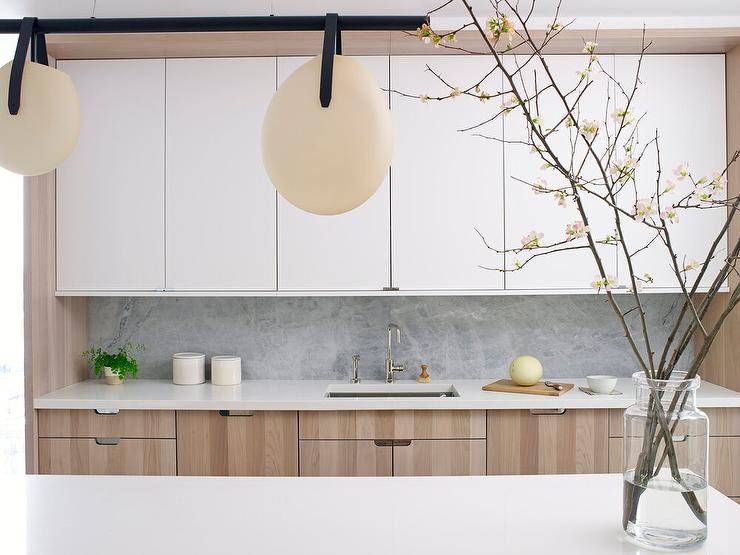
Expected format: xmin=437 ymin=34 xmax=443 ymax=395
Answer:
xmin=529 ymin=408 xmax=566 ymax=416
xmin=95 ymin=437 xmax=120 ymax=446
xmin=94 ymin=408 xmax=119 ymax=415
xmin=218 ymin=410 xmax=255 ymax=417
xmin=672 ymin=434 xmax=688 ymax=443
xmin=373 ymin=440 xmax=412 ymax=447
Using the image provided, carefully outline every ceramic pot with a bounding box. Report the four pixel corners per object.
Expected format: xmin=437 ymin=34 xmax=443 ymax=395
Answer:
xmin=103 ymin=366 xmax=123 ymax=385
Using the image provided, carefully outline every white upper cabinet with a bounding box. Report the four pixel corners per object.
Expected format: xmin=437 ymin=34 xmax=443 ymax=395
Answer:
xmin=503 ymin=55 xmax=618 ymax=290
xmin=56 ymin=59 xmax=165 ymax=291
xmin=276 ymin=56 xmax=391 ymax=291
xmin=391 ymin=56 xmax=504 ymax=290
xmin=615 ymin=55 xmax=726 ymax=289
xmin=166 ymin=58 xmax=277 ymax=290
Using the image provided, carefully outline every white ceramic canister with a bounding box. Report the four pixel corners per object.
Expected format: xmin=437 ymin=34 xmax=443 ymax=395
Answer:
xmin=211 ymin=356 xmax=242 ymax=386
xmin=172 ymin=352 xmax=206 ymax=385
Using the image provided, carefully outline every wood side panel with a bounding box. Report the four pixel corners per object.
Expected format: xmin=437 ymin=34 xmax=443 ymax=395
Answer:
xmin=299 ymin=410 xmax=485 ymax=440
xmin=38 ymin=438 xmax=176 ymax=475
xmin=299 ymin=440 xmax=392 ymax=477
xmin=487 ymin=409 xmax=608 ymax=475
xmin=393 ymin=439 xmax=486 ymax=476
xmin=38 ymin=409 xmax=175 ymax=438
xmin=176 ymin=411 xmax=298 ymax=476
xmin=608 ymin=437 xmax=740 ymax=497
xmin=697 ymin=45 xmax=740 ymax=393
xmin=608 ymin=407 xmax=740 ymax=438
xmin=24 ymin=121 xmax=88 ymax=474
xmin=46 ymin=28 xmax=740 ymax=60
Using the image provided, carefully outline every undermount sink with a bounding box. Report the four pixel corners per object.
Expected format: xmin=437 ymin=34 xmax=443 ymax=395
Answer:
xmin=325 ymin=383 xmax=459 ymax=398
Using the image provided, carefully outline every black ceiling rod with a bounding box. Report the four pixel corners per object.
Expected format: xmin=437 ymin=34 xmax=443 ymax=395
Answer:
xmin=0 ymin=16 xmax=427 ymax=35
xmin=319 ymin=13 xmax=339 ymax=108
xmin=8 ymin=17 xmax=37 ymax=115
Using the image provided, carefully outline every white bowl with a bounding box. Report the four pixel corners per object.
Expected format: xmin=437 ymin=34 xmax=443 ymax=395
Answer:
xmin=586 ymin=374 xmax=618 ymax=394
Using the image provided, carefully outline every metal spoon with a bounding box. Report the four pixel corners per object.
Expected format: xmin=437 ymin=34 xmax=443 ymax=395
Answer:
xmin=544 ymin=381 xmax=564 ymax=391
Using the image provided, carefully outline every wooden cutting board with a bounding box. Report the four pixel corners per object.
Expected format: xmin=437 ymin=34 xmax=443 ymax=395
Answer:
xmin=482 ymin=379 xmax=574 ymax=396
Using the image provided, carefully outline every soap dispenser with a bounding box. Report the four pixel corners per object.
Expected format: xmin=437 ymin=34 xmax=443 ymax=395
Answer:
xmin=418 ymin=364 xmax=431 ymax=383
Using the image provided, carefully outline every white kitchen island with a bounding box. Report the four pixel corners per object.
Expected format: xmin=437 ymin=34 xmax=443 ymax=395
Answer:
xmin=1 ymin=474 xmax=738 ymax=554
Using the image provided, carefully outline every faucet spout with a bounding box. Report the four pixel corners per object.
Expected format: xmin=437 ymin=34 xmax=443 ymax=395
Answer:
xmin=385 ymin=324 xmax=405 ymax=383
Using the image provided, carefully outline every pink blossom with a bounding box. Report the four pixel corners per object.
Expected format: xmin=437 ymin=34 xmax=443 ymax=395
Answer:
xmin=662 ymin=180 xmax=677 ymax=194
xmin=591 ymin=275 xmax=618 ymax=291
xmin=554 ymin=191 xmax=567 ymax=207
xmin=565 ymin=220 xmax=590 ymax=240
xmin=634 ymin=199 xmax=656 ymax=221
xmin=673 ymin=163 xmax=689 ymax=180
xmin=710 ymin=171 xmax=727 ymax=191
xmin=521 ymin=230 xmax=544 ymax=249
xmin=659 ymin=207 xmax=679 ymax=224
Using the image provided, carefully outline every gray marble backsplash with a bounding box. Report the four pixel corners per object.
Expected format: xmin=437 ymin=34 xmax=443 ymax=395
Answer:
xmin=87 ymin=295 xmax=689 ymax=382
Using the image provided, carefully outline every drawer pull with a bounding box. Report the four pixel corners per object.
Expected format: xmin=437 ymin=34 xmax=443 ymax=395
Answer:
xmin=94 ymin=408 xmax=120 ymax=415
xmin=218 ymin=410 xmax=255 ymax=417
xmin=95 ymin=437 xmax=120 ymax=446
xmin=529 ymin=408 xmax=566 ymax=416
xmin=373 ymin=440 xmax=412 ymax=447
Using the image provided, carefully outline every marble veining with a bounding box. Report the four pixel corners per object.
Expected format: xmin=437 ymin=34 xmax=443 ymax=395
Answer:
xmin=87 ymin=295 xmax=689 ymax=381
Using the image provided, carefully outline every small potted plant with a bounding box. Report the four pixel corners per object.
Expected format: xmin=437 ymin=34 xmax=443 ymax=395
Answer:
xmin=82 ymin=343 xmax=144 ymax=385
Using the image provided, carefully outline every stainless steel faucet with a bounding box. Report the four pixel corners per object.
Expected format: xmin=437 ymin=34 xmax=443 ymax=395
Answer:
xmin=385 ymin=324 xmax=406 ymax=383
xmin=350 ymin=354 xmax=361 ymax=384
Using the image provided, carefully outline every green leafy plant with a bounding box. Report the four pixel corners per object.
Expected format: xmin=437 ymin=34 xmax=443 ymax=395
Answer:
xmin=82 ymin=342 xmax=144 ymax=381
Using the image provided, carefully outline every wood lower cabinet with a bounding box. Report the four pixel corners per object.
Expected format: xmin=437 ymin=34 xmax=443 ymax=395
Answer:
xmin=177 ymin=411 xmax=298 ymax=476
xmin=38 ymin=438 xmax=176 ymax=475
xmin=487 ymin=409 xmax=609 ymax=475
xmin=299 ymin=410 xmax=486 ymax=440
xmin=299 ymin=440 xmax=392 ymax=477
xmin=394 ymin=439 xmax=486 ymax=476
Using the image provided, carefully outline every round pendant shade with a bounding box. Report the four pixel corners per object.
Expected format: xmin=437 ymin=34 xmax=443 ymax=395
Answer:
xmin=0 ymin=61 xmax=80 ymax=176
xmin=261 ymin=55 xmax=393 ymax=216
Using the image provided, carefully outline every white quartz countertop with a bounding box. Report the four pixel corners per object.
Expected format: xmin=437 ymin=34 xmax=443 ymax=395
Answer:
xmin=34 ymin=377 xmax=740 ymax=411
xmin=1 ymin=473 xmax=738 ymax=555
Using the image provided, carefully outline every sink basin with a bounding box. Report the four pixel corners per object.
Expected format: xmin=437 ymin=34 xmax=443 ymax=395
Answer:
xmin=325 ymin=383 xmax=459 ymax=398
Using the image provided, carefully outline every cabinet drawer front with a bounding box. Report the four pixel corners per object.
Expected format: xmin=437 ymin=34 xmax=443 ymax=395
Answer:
xmin=299 ymin=410 xmax=486 ymax=440
xmin=608 ymin=437 xmax=740 ymax=497
xmin=38 ymin=438 xmax=176 ymax=475
xmin=487 ymin=409 xmax=608 ymax=475
xmin=177 ymin=411 xmax=298 ymax=476
xmin=608 ymin=407 xmax=740 ymax=438
xmin=299 ymin=440 xmax=391 ymax=477
xmin=38 ymin=409 xmax=175 ymax=438
xmin=394 ymin=439 xmax=486 ymax=477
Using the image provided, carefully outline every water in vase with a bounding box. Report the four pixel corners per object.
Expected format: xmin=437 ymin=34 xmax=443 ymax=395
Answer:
xmin=623 ymin=468 xmax=707 ymax=550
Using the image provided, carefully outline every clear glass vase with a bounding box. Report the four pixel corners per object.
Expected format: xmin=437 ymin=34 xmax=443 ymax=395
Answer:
xmin=622 ymin=371 xmax=708 ymax=550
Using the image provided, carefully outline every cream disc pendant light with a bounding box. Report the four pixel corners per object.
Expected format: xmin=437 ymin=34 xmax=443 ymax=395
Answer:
xmin=0 ymin=60 xmax=80 ymax=176
xmin=261 ymin=54 xmax=393 ymax=215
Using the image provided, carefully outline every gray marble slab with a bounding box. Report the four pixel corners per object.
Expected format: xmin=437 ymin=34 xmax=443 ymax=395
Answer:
xmin=87 ymin=294 xmax=689 ymax=382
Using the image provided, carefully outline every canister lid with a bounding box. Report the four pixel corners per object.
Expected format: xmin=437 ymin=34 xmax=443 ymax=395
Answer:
xmin=172 ymin=352 xmax=205 ymax=359
xmin=212 ymin=355 xmax=240 ymax=361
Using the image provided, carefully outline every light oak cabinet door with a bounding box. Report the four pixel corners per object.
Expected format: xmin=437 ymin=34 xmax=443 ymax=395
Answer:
xmin=487 ymin=409 xmax=609 ymax=475
xmin=390 ymin=56 xmax=504 ymax=290
xmin=614 ymin=55 xmax=726 ymax=289
xmin=393 ymin=439 xmax=486 ymax=476
xmin=276 ymin=57 xmax=391 ymax=292
xmin=56 ymin=59 xmax=165 ymax=292
xmin=38 ymin=438 xmax=176 ymax=475
xmin=177 ymin=411 xmax=298 ymax=476
xmin=299 ymin=440 xmax=392 ymax=477
xmin=608 ymin=437 xmax=740 ymax=497
xmin=38 ymin=409 xmax=175 ymax=438
xmin=299 ymin=410 xmax=486 ymax=440
xmin=166 ymin=57 xmax=277 ymax=291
